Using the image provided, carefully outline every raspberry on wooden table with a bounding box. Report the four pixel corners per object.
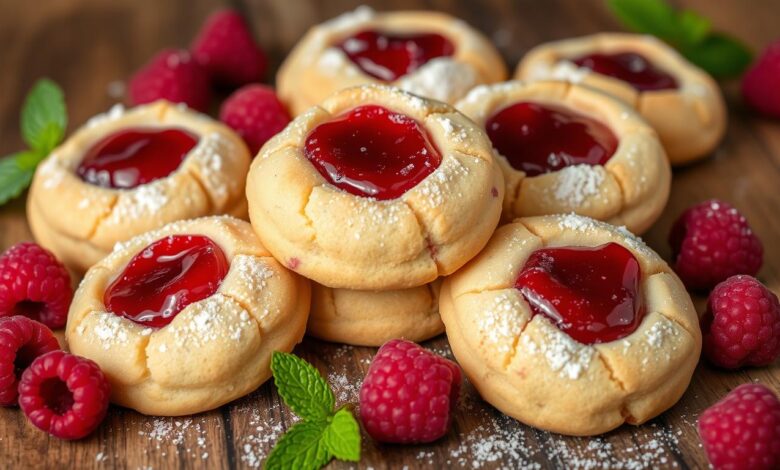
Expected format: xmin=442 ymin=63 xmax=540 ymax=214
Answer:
xmin=669 ymin=200 xmax=763 ymax=291
xmin=19 ymin=350 xmax=110 ymax=440
xmin=0 ymin=316 xmax=60 ymax=406
xmin=191 ymin=9 xmax=268 ymax=87
xmin=702 ymin=275 xmax=780 ymax=369
xmin=0 ymin=242 xmax=73 ymax=329
xmin=742 ymin=39 xmax=780 ymax=118
xmin=129 ymin=49 xmax=212 ymax=112
xmin=698 ymin=384 xmax=780 ymax=470
xmin=359 ymin=339 xmax=461 ymax=444
xmin=219 ymin=84 xmax=291 ymax=155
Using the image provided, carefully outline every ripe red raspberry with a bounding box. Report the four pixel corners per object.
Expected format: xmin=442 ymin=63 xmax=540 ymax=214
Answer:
xmin=191 ymin=9 xmax=268 ymax=87
xmin=702 ymin=275 xmax=780 ymax=369
xmin=359 ymin=339 xmax=461 ymax=444
xmin=0 ymin=242 xmax=73 ymax=329
xmin=669 ymin=200 xmax=763 ymax=291
xmin=698 ymin=384 xmax=780 ymax=470
xmin=0 ymin=316 xmax=60 ymax=406
xmin=129 ymin=49 xmax=212 ymax=112
xmin=19 ymin=350 xmax=110 ymax=440
xmin=219 ymin=84 xmax=290 ymax=155
xmin=742 ymin=39 xmax=780 ymax=118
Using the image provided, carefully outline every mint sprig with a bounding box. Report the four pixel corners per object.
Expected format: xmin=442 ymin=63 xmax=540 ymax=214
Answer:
xmin=265 ymin=352 xmax=361 ymax=470
xmin=0 ymin=79 xmax=67 ymax=206
xmin=606 ymin=0 xmax=752 ymax=79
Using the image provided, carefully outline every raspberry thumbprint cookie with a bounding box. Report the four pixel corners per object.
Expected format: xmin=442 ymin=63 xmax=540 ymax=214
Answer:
xmin=246 ymin=85 xmax=504 ymax=290
xmin=308 ymin=280 xmax=443 ymax=347
xmin=65 ymin=216 xmax=310 ymax=416
xmin=456 ymin=80 xmax=670 ymax=233
xmin=27 ymin=101 xmax=251 ymax=273
xmin=440 ymin=214 xmax=701 ymax=436
xmin=277 ymin=7 xmax=507 ymax=115
xmin=516 ymin=33 xmax=726 ymax=165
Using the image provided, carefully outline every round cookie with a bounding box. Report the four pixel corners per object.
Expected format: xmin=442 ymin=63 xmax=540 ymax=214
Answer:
xmin=456 ymin=80 xmax=670 ymax=234
xmin=440 ymin=214 xmax=701 ymax=436
xmin=247 ymin=84 xmax=504 ymax=290
xmin=515 ymin=33 xmax=726 ymax=165
xmin=27 ymin=101 xmax=251 ymax=273
xmin=308 ymin=280 xmax=443 ymax=347
xmin=277 ymin=6 xmax=507 ymax=115
xmin=66 ymin=216 xmax=310 ymax=416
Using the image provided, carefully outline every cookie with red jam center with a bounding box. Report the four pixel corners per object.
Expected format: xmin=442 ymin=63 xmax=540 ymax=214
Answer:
xmin=440 ymin=214 xmax=701 ymax=436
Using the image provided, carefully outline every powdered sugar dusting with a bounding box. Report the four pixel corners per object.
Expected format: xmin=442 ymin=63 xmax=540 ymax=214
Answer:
xmin=477 ymin=291 xmax=526 ymax=354
xmin=166 ymin=295 xmax=254 ymax=347
xmin=552 ymin=164 xmax=607 ymax=206
xmin=554 ymin=213 xmax=654 ymax=259
xmin=108 ymin=181 xmax=169 ymax=221
xmin=414 ymin=155 xmax=470 ymax=207
xmin=86 ymin=103 xmax=126 ymax=128
xmin=231 ymin=255 xmax=274 ymax=292
xmin=190 ymin=132 xmax=235 ymax=201
xmin=76 ymin=311 xmax=133 ymax=350
xmin=137 ymin=417 xmax=210 ymax=461
xmin=520 ymin=319 xmax=594 ymax=379
xmin=322 ymin=5 xmax=374 ymax=30
xmin=396 ymin=58 xmax=477 ymax=103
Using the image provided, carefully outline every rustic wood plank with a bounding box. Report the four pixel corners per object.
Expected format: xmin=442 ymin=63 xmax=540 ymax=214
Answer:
xmin=1 ymin=0 xmax=779 ymax=468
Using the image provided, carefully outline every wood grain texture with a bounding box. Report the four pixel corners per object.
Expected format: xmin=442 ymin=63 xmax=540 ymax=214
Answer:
xmin=1 ymin=0 xmax=779 ymax=468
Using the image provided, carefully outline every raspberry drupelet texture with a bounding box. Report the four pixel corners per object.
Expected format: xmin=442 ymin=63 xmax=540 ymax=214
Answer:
xmin=703 ymin=275 xmax=780 ymax=369
xmin=219 ymin=84 xmax=291 ymax=155
xmin=0 ymin=316 xmax=60 ymax=406
xmin=18 ymin=350 xmax=110 ymax=440
xmin=698 ymin=384 xmax=780 ymax=470
xmin=191 ymin=9 xmax=268 ymax=87
xmin=0 ymin=242 xmax=73 ymax=329
xmin=359 ymin=339 xmax=461 ymax=444
xmin=129 ymin=49 xmax=212 ymax=112
xmin=669 ymin=200 xmax=763 ymax=291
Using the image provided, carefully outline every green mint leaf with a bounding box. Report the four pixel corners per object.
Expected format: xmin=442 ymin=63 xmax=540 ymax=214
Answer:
xmin=0 ymin=152 xmax=37 ymax=205
xmin=271 ymin=352 xmax=335 ymax=421
xmin=605 ymin=0 xmax=679 ymax=40
xmin=676 ymin=10 xmax=710 ymax=45
xmin=323 ymin=407 xmax=361 ymax=462
xmin=264 ymin=420 xmax=331 ymax=470
xmin=21 ymin=79 xmax=67 ymax=153
xmin=680 ymin=33 xmax=753 ymax=79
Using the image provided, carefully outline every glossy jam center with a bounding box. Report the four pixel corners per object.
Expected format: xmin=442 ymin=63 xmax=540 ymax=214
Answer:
xmin=485 ymin=101 xmax=618 ymax=176
xmin=337 ymin=29 xmax=455 ymax=81
xmin=304 ymin=105 xmax=441 ymax=200
xmin=571 ymin=52 xmax=678 ymax=91
xmin=78 ymin=128 xmax=198 ymax=189
xmin=515 ymin=242 xmax=644 ymax=345
xmin=104 ymin=235 xmax=229 ymax=328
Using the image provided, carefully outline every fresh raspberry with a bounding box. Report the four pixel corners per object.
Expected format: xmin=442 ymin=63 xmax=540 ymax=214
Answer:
xmin=19 ymin=350 xmax=110 ymax=440
xmin=669 ymin=200 xmax=763 ymax=291
xmin=702 ymin=275 xmax=780 ymax=369
xmin=359 ymin=339 xmax=461 ymax=444
xmin=698 ymin=384 xmax=780 ymax=470
xmin=129 ymin=49 xmax=211 ymax=112
xmin=0 ymin=316 xmax=60 ymax=406
xmin=0 ymin=242 xmax=73 ymax=329
xmin=191 ymin=9 xmax=268 ymax=87
xmin=219 ymin=84 xmax=290 ymax=155
xmin=742 ymin=39 xmax=780 ymax=118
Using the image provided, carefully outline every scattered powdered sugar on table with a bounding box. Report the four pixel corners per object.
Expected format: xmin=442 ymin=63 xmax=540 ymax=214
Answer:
xmin=137 ymin=417 xmax=210 ymax=461
xmin=553 ymin=164 xmax=607 ymax=207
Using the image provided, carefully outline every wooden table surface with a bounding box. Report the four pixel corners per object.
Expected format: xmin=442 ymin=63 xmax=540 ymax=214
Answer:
xmin=1 ymin=0 xmax=779 ymax=468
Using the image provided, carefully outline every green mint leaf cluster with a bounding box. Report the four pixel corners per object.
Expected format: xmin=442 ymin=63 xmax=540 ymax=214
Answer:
xmin=265 ymin=352 xmax=361 ymax=470
xmin=0 ymin=79 xmax=67 ymax=206
xmin=607 ymin=0 xmax=752 ymax=78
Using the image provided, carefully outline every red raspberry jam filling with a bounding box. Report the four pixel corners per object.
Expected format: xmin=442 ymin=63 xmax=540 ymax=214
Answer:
xmin=571 ymin=52 xmax=678 ymax=91
xmin=104 ymin=235 xmax=229 ymax=328
xmin=515 ymin=242 xmax=644 ymax=344
xmin=77 ymin=128 xmax=198 ymax=189
xmin=337 ymin=30 xmax=455 ymax=81
xmin=485 ymin=102 xmax=618 ymax=176
xmin=304 ymin=105 xmax=441 ymax=200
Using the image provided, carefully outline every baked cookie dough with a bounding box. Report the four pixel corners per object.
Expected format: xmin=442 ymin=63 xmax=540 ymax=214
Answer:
xmin=516 ymin=33 xmax=726 ymax=165
xmin=247 ymin=85 xmax=504 ymax=290
xmin=308 ymin=280 xmax=443 ymax=347
xmin=66 ymin=216 xmax=310 ymax=416
xmin=277 ymin=6 xmax=507 ymax=115
xmin=456 ymin=80 xmax=670 ymax=233
xmin=440 ymin=214 xmax=701 ymax=436
xmin=28 ymin=101 xmax=251 ymax=273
